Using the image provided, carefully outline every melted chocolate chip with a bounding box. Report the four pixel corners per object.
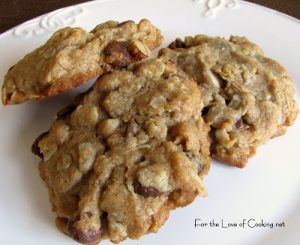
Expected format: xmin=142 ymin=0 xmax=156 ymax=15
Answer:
xmin=104 ymin=41 xmax=133 ymax=68
xmin=104 ymin=41 xmax=130 ymax=56
xmin=68 ymin=222 xmax=100 ymax=243
xmin=133 ymin=179 xmax=162 ymax=198
xmin=168 ymin=38 xmax=187 ymax=49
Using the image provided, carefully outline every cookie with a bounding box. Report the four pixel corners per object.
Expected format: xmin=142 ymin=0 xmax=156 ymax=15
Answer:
xmin=32 ymin=59 xmax=210 ymax=244
xmin=2 ymin=19 xmax=163 ymax=105
xmin=159 ymin=35 xmax=298 ymax=167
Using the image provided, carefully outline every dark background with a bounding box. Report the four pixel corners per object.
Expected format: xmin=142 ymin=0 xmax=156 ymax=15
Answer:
xmin=0 ymin=0 xmax=299 ymax=33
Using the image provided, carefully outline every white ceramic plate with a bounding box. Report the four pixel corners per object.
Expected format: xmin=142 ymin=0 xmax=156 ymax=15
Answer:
xmin=0 ymin=0 xmax=299 ymax=244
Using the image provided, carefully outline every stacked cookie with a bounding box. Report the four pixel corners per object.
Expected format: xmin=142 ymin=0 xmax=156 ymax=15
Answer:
xmin=2 ymin=19 xmax=298 ymax=244
xmin=159 ymin=35 xmax=298 ymax=167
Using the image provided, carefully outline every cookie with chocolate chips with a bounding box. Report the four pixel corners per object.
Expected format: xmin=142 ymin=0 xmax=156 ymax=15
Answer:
xmin=159 ymin=35 xmax=298 ymax=167
xmin=2 ymin=19 xmax=163 ymax=105
xmin=32 ymin=58 xmax=210 ymax=244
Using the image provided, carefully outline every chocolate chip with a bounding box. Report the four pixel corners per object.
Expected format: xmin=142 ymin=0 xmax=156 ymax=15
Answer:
xmin=235 ymin=118 xmax=243 ymax=129
xmin=104 ymin=39 xmax=150 ymax=68
xmin=68 ymin=222 xmax=100 ymax=244
xmin=31 ymin=131 xmax=48 ymax=158
xmin=133 ymin=179 xmax=162 ymax=198
xmin=57 ymin=104 xmax=77 ymax=119
xmin=168 ymin=38 xmax=186 ymax=49
xmin=129 ymin=40 xmax=149 ymax=60
xmin=104 ymin=41 xmax=133 ymax=68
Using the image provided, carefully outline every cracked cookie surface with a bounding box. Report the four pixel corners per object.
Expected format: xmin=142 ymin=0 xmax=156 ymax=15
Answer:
xmin=2 ymin=19 xmax=163 ymax=105
xmin=32 ymin=59 xmax=210 ymax=244
xmin=159 ymin=35 xmax=298 ymax=167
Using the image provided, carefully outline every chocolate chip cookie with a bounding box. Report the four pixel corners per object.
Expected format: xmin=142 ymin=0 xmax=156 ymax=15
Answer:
xmin=2 ymin=19 xmax=163 ymax=105
xmin=32 ymin=59 xmax=210 ymax=244
xmin=159 ymin=35 xmax=298 ymax=167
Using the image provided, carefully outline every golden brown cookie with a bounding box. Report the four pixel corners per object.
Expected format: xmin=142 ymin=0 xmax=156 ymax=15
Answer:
xmin=159 ymin=35 xmax=298 ymax=167
xmin=2 ymin=19 xmax=163 ymax=105
xmin=32 ymin=59 xmax=210 ymax=244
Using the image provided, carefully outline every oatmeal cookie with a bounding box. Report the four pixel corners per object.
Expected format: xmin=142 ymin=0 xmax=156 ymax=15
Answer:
xmin=159 ymin=35 xmax=298 ymax=167
xmin=2 ymin=19 xmax=163 ymax=105
xmin=32 ymin=59 xmax=210 ymax=244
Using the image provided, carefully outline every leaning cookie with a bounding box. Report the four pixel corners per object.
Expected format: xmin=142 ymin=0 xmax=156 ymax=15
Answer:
xmin=32 ymin=59 xmax=210 ymax=244
xmin=159 ymin=35 xmax=298 ymax=167
xmin=2 ymin=19 xmax=163 ymax=105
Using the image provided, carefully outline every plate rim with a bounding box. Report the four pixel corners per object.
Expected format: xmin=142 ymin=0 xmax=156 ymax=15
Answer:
xmin=0 ymin=0 xmax=299 ymax=39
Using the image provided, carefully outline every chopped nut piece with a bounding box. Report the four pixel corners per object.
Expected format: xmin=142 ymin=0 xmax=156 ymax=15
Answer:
xmin=98 ymin=119 xmax=120 ymax=138
xmin=130 ymin=40 xmax=151 ymax=57
xmin=150 ymin=96 xmax=167 ymax=108
xmin=88 ymin=106 xmax=99 ymax=125
xmin=137 ymin=163 xmax=171 ymax=192
xmin=39 ymin=139 xmax=57 ymax=162
xmin=145 ymin=118 xmax=167 ymax=139
xmin=54 ymin=124 xmax=70 ymax=144
xmin=78 ymin=142 xmax=96 ymax=172
xmin=57 ymin=154 xmax=72 ymax=171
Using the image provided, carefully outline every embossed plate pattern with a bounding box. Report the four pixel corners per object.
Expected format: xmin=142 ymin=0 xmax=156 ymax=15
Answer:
xmin=0 ymin=0 xmax=299 ymax=245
